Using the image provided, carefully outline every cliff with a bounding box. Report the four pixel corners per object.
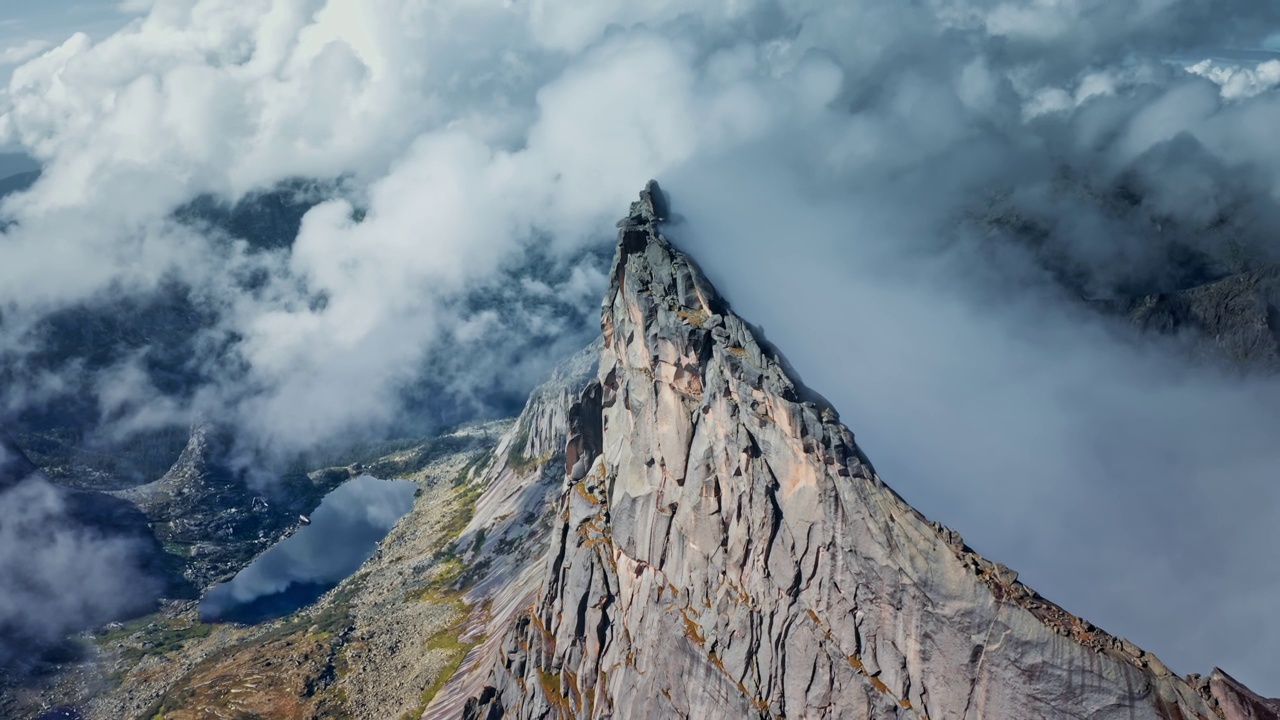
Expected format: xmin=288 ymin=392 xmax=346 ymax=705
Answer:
xmin=452 ymin=182 xmax=1278 ymax=719
xmin=1095 ymin=265 xmax=1280 ymax=372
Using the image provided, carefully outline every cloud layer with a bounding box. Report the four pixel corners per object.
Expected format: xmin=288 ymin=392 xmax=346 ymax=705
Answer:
xmin=1 ymin=0 xmax=1280 ymax=693
xmin=0 ymin=444 xmax=159 ymax=666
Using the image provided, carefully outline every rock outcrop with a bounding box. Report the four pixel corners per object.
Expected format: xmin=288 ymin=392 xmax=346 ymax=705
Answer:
xmin=423 ymin=341 xmax=600 ymax=719
xmin=116 ymin=425 xmax=336 ymax=593
xmin=457 ymin=182 xmax=1278 ymax=719
xmin=1095 ymin=265 xmax=1280 ymax=372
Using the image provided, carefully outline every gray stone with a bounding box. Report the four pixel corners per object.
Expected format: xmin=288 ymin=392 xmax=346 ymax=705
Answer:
xmin=454 ymin=183 xmax=1278 ymax=720
xmin=1094 ymin=265 xmax=1280 ymax=372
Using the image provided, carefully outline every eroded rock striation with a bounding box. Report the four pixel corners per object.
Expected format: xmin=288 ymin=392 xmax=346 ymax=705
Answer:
xmin=457 ymin=182 xmax=1278 ymax=719
xmin=420 ymin=341 xmax=600 ymax=720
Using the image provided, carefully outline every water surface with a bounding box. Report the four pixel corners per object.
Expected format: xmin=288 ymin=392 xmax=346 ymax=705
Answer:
xmin=199 ymin=475 xmax=416 ymax=624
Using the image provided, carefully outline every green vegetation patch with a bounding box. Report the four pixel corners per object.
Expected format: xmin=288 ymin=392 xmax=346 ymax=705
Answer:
xmin=309 ymin=575 xmax=367 ymax=638
xmin=410 ymin=559 xmax=465 ymax=603
xmin=119 ymin=619 xmax=213 ymax=662
xmin=505 ymin=421 xmax=553 ymax=475
xmin=94 ymin=613 xmax=160 ymax=645
xmin=398 ymin=602 xmax=478 ymax=720
xmin=414 ymin=483 xmax=496 ymax=597
xmin=160 ymin=541 xmax=196 ymax=557
xmin=438 ymin=481 xmax=485 ymax=544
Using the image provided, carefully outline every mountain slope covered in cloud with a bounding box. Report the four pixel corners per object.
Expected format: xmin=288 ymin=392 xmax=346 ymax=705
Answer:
xmin=0 ymin=437 xmax=161 ymax=674
xmin=1 ymin=0 xmax=1280 ymax=701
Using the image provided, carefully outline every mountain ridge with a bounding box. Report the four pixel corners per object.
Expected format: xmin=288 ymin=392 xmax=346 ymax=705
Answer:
xmin=453 ymin=181 xmax=1277 ymax=719
xmin=4 ymin=183 xmax=1277 ymax=718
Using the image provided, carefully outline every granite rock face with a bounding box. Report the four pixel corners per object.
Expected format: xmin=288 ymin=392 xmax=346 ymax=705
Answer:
xmin=459 ymin=182 xmax=1278 ymax=719
xmin=422 ymin=341 xmax=600 ymax=720
xmin=457 ymin=339 xmax=601 ymax=593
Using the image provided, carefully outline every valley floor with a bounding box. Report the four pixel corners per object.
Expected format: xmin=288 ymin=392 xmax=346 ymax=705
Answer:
xmin=12 ymin=420 xmax=511 ymax=720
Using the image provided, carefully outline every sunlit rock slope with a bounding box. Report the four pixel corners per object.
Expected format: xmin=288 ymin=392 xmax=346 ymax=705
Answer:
xmin=453 ymin=182 xmax=1279 ymax=720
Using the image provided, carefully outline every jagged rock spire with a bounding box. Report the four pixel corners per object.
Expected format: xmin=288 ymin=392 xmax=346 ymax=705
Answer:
xmin=458 ymin=183 xmax=1277 ymax=720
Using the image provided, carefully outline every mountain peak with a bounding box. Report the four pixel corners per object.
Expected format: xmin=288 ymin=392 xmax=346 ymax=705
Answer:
xmin=616 ymin=178 xmax=668 ymax=229
xmin=456 ymin=182 xmax=1278 ymax=719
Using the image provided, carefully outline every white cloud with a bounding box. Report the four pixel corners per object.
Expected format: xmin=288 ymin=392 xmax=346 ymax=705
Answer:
xmin=0 ymin=477 xmax=159 ymax=663
xmin=0 ymin=39 xmax=50 ymax=66
xmin=200 ymin=475 xmax=414 ymax=618
xmin=1188 ymin=57 xmax=1280 ymax=99
xmin=1 ymin=0 xmax=1280 ymax=693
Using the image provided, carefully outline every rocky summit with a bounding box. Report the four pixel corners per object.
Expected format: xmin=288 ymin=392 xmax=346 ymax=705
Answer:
xmin=12 ymin=183 xmax=1278 ymax=719
xmin=449 ymin=182 xmax=1279 ymax=719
